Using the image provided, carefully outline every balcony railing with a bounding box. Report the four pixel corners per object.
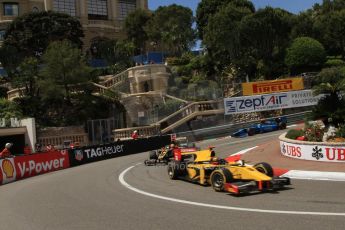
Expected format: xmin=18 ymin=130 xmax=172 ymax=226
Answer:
xmin=113 ymin=100 xmax=225 ymax=139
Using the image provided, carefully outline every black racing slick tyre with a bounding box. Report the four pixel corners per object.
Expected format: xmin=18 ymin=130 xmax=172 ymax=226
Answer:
xmin=247 ymin=128 xmax=255 ymax=136
xmin=254 ymin=162 xmax=274 ymax=177
xmin=279 ymin=122 xmax=287 ymax=130
xmin=149 ymin=151 xmax=158 ymax=160
xmin=168 ymin=161 xmax=187 ymax=180
xmin=210 ymin=168 xmax=233 ymax=192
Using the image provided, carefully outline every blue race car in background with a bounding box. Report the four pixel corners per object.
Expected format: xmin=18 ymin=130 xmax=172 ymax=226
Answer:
xmin=232 ymin=117 xmax=287 ymax=138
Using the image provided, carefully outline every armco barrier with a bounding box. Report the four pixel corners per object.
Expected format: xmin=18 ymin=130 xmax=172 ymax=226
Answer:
xmin=177 ymin=111 xmax=309 ymax=141
xmin=68 ymin=135 xmax=171 ymax=167
xmin=0 ymin=150 xmax=70 ymax=185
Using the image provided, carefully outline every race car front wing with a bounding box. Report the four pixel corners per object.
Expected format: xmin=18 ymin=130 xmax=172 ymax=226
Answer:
xmin=224 ymin=177 xmax=291 ymax=195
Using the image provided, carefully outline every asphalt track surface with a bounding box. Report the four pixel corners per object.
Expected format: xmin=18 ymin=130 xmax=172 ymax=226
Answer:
xmin=0 ymin=130 xmax=344 ymax=230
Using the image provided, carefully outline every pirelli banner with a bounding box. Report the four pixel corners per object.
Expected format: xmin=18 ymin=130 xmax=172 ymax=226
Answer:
xmin=242 ymin=78 xmax=304 ymax=96
xmin=224 ymin=90 xmax=324 ymax=115
xmin=68 ymin=135 xmax=171 ymax=167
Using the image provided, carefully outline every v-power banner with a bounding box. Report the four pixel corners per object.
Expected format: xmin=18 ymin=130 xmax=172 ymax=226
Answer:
xmin=224 ymin=90 xmax=323 ymax=115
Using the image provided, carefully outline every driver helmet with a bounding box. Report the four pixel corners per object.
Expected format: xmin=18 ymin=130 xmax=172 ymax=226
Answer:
xmin=5 ymin=143 xmax=13 ymax=149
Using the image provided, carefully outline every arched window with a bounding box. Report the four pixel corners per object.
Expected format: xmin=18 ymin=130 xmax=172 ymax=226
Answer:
xmin=88 ymin=0 xmax=108 ymax=20
xmin=32 ymin=6 xmax=39 ymax=12
xmin=53 ymin=0 xmax=76 ymax=16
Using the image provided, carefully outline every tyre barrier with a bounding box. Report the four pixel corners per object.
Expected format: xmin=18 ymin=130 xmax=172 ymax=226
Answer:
xmin=0 ymin=135 xmax=171 ymax=185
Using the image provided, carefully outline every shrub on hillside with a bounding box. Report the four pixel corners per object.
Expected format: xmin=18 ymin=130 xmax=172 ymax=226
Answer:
xmin=324 ymin=59 xmax=345 ymax=68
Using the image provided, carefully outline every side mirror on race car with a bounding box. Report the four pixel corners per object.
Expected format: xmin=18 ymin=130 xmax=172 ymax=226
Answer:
xmin=236 ymin=160 xmax=245 ymax=166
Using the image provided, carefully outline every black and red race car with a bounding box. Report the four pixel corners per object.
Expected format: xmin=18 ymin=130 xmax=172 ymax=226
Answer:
xmin=144 ymin=137 xmax=199 ymax=166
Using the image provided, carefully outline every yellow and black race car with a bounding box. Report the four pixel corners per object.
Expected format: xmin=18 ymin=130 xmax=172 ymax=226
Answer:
xmin=167 ymin=147 xmax=291 ymax=195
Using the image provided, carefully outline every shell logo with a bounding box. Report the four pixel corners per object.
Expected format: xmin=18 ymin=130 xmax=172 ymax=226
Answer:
xmin=2 ymin=159 xmax=14 ymax=178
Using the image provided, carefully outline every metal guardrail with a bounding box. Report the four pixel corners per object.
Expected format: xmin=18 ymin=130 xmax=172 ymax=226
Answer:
xmin=176 ymin=111 xmax=310 ymax=141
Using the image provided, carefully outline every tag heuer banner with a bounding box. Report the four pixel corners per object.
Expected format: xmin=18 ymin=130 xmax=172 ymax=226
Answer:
xmin=68 ymin=135 xmax=171 ymax=166
xmin=224 ymin=90 xmax=323 ymax=115
xmin=242 ymin=77 xmax=304 ymax=95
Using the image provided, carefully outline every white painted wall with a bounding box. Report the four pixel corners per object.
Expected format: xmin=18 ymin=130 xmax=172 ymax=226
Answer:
xmin=20 ymin=118 xmax=36 ymax=152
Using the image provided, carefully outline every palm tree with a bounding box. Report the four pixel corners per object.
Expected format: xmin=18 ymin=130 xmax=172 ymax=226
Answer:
xmin=311 ymin=67 xmax=345 ymax=126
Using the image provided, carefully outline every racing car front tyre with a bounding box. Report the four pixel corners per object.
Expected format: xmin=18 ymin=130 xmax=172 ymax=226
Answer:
xmin=254 ymin=162 xmax=274 ymax=177
xmin=210 ymin=168 xmax=233 ymax=192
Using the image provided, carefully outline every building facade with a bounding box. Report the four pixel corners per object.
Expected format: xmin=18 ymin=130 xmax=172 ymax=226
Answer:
xmin=0 ymin=0 xmax=148 ymax=48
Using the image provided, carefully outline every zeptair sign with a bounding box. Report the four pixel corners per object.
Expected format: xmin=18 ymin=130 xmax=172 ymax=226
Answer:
xmin=224 ymin=90 xmax=323 ymax=115
xmin=242 ymin=77 xmax=304 ymax=95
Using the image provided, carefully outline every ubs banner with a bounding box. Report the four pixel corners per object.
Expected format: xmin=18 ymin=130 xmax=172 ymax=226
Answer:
xmin=224 ymin=90 xmax=324 ymax=115
xmin=242 ymin=77 xmax=304 ymax=95
xmin=280 ymin=141 xmax=345 ymax=162
xmin=69 ymin=135 xmax=171 ymax=166
xmin=0 ymin=151 xmax=70 ymax=185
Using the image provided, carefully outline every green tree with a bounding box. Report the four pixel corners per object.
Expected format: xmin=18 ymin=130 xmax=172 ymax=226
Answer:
xmin=12 ymin=57 xmax=40 ymax=97
xmin=204 ymin=2 xmax=253 ymax=60
xmin=125 ymin=9 xmax=152 ymax=54
xmin=313 ymin=9 xmax=345 ymax=58
xmin=95 ymin=39 xmax=135 ymax=67
xmin=285 ymin=37 xmax=326 ymax=74
xmin=291 ymin=11 xmax=315 ymax=39
xmin=311 ymin=67 xmax=345 ymax=125
xmin=202 ymin=1 xmax=255 ymax=83
xmin=3 ymin=11 xmax=84 ymax=59
xmin=0 ymin=86 xmax=8 ymax=98
xmin=313 ymin=0 xmax=345 ymax=14
xmin=39 ymin=40 xmax=91 ymax=102
xmin=145 ymin=4 xmax=195 ymax=56
xmin=240 ymin=7 xmax=294 ymax=78
xmin=196 ymin=0 xmax=254 ymax=39
xmin=0 ymin=45 xmax=23 ymax=79
xmin=0 ymin=98 xmax=22 ymax=120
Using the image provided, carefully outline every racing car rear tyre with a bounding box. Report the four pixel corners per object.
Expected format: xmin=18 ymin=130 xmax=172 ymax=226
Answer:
xmin=279 ymin=122 xmax=287 ymax=130
xmin=247 ymin=128 xmax=255 ymax=136
xmin=149 ymin=151 xmax=158 ymax=160
xmin=254 ymin=162 xmax=274 ymax=177
xmin=210 ymin=168 xmax=233 ymax=192
xmin=168 ymin=161 xmax=187 ymax=180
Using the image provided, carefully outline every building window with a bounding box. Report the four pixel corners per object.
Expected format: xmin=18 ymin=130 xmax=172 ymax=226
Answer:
xmin=53 ymin=0 xmax=76 ymax=16
xmin=3 ymin=3 xmax=19 ymax=16
xmin=0 ymin=30 xmax=5 ymax=41
xmin=88 ymin=0 xmax=108 ymax=20
xmin=118 ymin=0 xmax=136 ymax=20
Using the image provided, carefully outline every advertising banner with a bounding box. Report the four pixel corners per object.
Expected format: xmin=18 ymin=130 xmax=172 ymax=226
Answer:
xmin=0 ymin=150 xmax=70 ymax=185
xmin=280 ymin=141 xmax=345 ymax=163
xmin=0 ymin=158 xmax=16 ymax=185
xmin=224 ymin=90 xmax=323 ymax=115
xmin=69 ymin=135 xmax=171 ymax=167
xmin=242 ymin=77 xmax=304 ymax=95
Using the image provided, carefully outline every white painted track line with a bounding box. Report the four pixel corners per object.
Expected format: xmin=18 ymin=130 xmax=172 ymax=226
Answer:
xmin=119 ymin=165 xmax=345 ymax=216
xmin=282 ymin=170 xmax=345 ymax=181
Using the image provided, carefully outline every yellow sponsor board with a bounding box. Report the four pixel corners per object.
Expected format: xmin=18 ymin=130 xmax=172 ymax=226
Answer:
xmin=242 ymin=77 xmax=304 ymax=95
